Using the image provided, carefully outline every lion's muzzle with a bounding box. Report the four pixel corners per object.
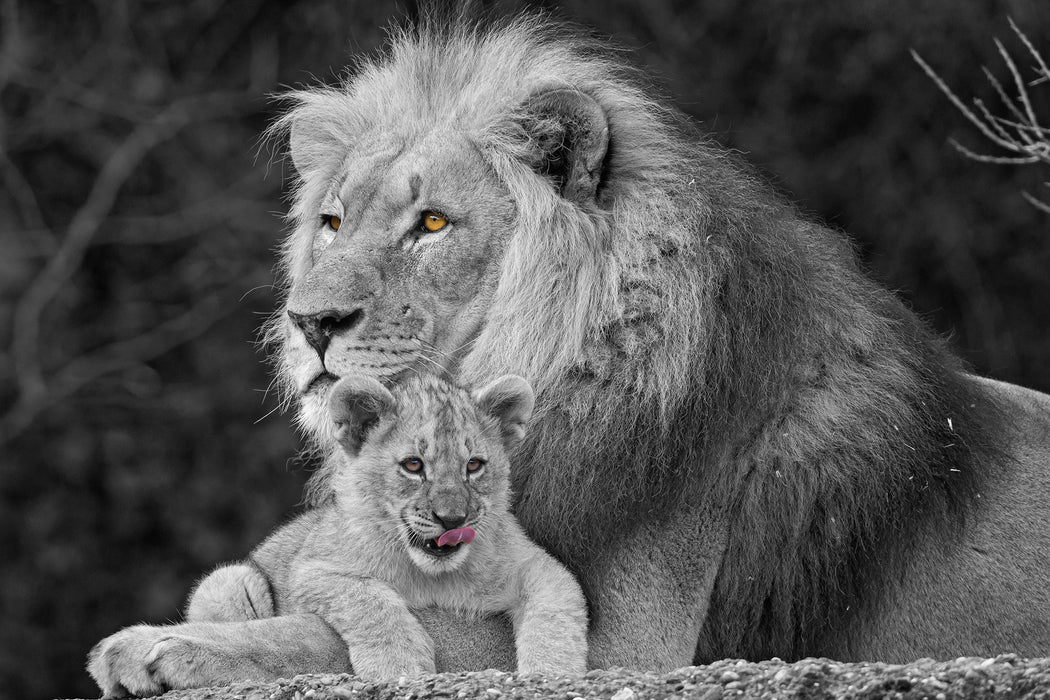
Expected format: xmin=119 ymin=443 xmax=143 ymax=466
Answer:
xmin=287 ymin=308 xmax=364 ymax=361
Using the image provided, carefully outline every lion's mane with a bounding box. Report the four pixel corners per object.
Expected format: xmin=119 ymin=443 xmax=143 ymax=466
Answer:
xmin=272 ymin=11 xmax=1001 ymax=661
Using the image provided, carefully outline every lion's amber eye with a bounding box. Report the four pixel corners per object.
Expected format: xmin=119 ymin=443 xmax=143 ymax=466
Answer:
xmin=421 ymin=211 xmax=448 ymax=232
xmin=466 ymin=458 xmax=485 ymax=473
xmin=400 ymin=457 xmax=424 ymax=473
xmin=325 ymin=215 xmax=341 ymax=231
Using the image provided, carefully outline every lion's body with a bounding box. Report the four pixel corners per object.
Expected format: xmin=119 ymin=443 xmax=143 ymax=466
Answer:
xmin=836 ymin=377 xmax=1050 ymax=661
xmin=89 ymin=10 xmax=1050 ymax=693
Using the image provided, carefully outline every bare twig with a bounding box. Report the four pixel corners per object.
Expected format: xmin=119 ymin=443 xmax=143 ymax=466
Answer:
xmin=1023 ymin=189 xmax=1050 ymax=214
xmin=913 ymin=21 xmax=1050 ymax=211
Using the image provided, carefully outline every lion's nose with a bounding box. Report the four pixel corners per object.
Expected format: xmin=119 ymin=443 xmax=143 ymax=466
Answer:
xmin=433 ymin=510 xmax=467 ymax=531
xmin=287 ymin=308 xmax=364 ymax=360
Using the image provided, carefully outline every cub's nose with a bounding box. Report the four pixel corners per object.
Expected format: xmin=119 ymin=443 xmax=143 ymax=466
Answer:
xmin=433 ymin=510 xmax=467 ymax=531
xmin=287 ymin=308 xmax=363 ymax=360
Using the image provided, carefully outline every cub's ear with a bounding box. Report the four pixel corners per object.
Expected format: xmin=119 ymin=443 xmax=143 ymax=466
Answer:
xmin=328 ymin=376 xmax=396 ymax=454
xmin=476 ymin=375 xmax=535 ymax=449
xmin=523 ymin=88 xmax=610 ymax=206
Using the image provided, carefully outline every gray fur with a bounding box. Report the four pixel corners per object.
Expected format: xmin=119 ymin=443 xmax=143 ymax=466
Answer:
xmin=264 ymin=10 xmax=1050 ymax=665
xmin=90 ymin=9 xmax=1050 ymax=692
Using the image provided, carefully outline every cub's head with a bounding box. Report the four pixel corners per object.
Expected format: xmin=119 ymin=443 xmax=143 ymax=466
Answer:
xmin=328 ymin=373 xmax=534 ymax=574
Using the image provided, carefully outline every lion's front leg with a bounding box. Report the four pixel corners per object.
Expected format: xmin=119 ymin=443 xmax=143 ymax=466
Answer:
xmin=87 ymin=615 xmax=350 ymax=697
xmin=582 ymin=504 xmax=728 ymax=671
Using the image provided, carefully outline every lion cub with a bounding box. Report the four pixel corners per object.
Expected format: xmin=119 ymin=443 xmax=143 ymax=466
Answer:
xmin=131 ymin=373 xmax=586 ymax=687
xmin=286 ymin=373 xmax=588 ymax=677
xmin=92 ymin=375 xmax=586 ymax=692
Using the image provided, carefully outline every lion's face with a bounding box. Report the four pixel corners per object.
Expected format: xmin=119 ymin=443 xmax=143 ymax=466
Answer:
xmin=281 ymin=128 xmax=517 ymax=432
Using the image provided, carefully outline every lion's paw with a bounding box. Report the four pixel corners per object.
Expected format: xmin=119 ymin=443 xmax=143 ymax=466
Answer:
xmin=89 ymin=626 xmax=164 ymax=697
xmin=88 ymin=625 xmax=226 ymax=698
xmin=143 ymin=635 xmax=229 ymax=691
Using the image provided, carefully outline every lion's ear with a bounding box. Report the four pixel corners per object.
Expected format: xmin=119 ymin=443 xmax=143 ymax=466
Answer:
xmin=476 ymin=375 xmax=535 ymax=449
xmin=282 ymin=93 xmax=352 ymax=180
xmin=328 ymin=376 xmax=396 ymax=454
xmin=523 ymin=88 xmax=610 ymax=205
xmin=288 ymin=118 xmax=339 ymax=181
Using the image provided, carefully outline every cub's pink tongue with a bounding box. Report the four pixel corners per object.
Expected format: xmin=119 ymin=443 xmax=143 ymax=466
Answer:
xmin=436 ymin=527 xmax=476 ymax=547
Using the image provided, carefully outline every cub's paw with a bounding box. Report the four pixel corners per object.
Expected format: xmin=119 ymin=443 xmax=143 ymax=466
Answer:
xmin=351 ymin=654 xmax=436 ymax=681
xmin=349 ymin=636 xmax=436 ymax=681
xmin=88 ymin=625 xmax=227 ymax=697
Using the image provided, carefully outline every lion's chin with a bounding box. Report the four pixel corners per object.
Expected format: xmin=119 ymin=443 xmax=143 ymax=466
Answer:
xmin=303 ymin=371 xmax=337 ymax=396
xmin=297 ymin=361 xmax=414 ymax=395
xmin=293 ymin=362 xmax=417 ymax=439
xmin=294 ymin=378 xmax=338 ymax=440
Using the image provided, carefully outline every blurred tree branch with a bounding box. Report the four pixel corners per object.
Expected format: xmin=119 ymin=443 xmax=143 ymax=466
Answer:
xmin=9 ymin=96 xmax=255 ymax=395
xmin=2 ymin=294 xmax=235 ymax=442
xmin=0 ymin=2 xmax=282 ymax=446
xmin=913 ymin=19 xmax=1050 ymax=212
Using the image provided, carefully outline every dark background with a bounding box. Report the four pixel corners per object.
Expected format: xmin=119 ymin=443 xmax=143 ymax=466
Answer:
xmin=2 ymin=1 xmax=1048 ymax=698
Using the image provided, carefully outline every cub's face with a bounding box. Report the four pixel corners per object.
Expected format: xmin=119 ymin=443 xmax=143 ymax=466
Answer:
xmin=355 ymin=401 xmax=510 ymax=574
xmin=280 ymin=128 xmax=517 ymax=438
xmin=328 ymin=375 xmax=533 ymax=575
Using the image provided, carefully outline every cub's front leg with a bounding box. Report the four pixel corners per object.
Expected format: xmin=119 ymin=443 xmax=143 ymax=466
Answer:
xmin=291 ymin=563 xmax=435 ymax=680
xmin=509 ymin=547 xmax=589 ymax=674
xmin=185 ymin=562 xmax=275 ymax=622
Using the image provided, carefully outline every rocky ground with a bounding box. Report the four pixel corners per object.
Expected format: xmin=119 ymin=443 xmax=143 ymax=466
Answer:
xmin=70 ymin=656 xmax=1050 ymax=700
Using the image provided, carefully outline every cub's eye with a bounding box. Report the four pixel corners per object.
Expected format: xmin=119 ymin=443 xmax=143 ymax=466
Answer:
xmin=466 ymin=458 xmax=486 ymax=473
xmin=400 ymin=457 xmax=424 ymax=474
xmin=420 ymin=211 xmax=448 ymax=232
xmin=322 ymin=215 xmax=341 ymax=231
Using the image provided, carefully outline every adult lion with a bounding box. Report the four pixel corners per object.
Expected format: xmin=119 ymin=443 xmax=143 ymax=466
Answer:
xmin=100 ymin=11 xmax=1050 ymax=686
